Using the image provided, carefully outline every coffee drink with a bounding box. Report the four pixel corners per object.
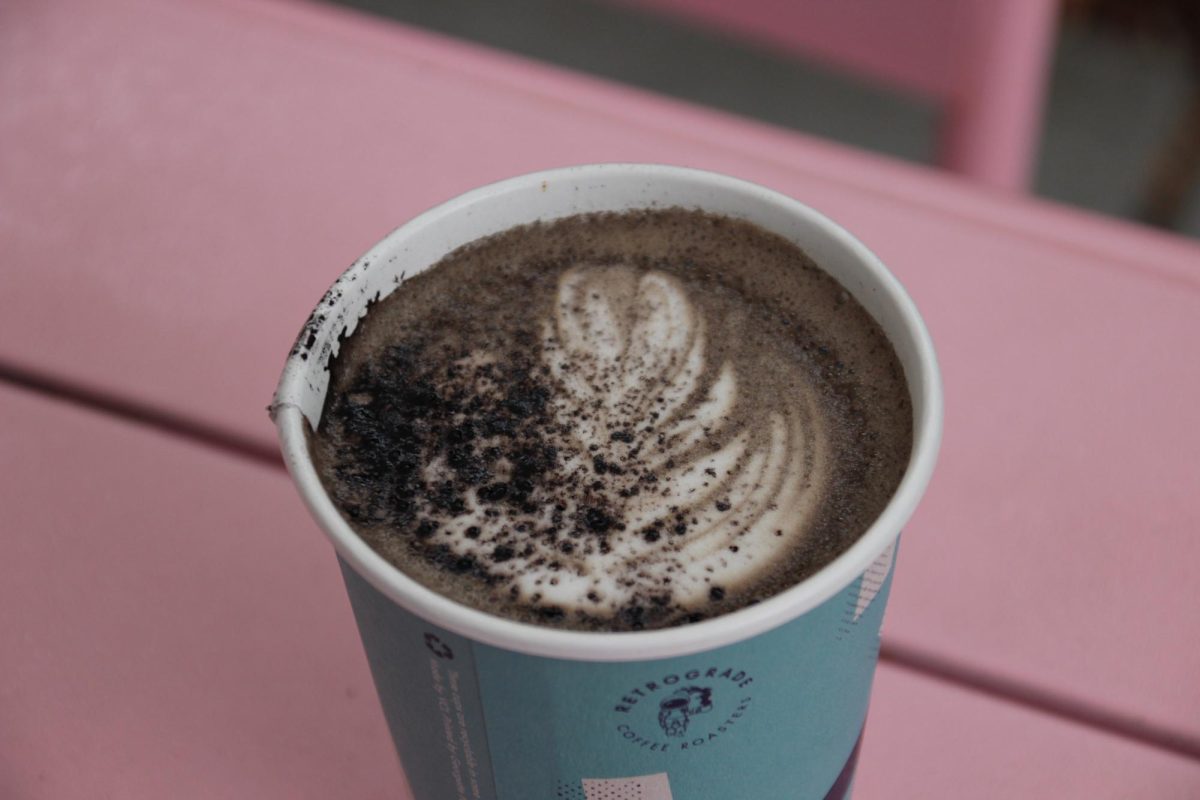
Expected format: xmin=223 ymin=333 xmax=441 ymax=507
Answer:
xmin=307 ymin=208 xmax=912 ymax=631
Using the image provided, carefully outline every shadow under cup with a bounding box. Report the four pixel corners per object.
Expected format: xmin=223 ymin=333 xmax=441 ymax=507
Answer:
xmin=272 ymin=164 xmax=942 ymax=800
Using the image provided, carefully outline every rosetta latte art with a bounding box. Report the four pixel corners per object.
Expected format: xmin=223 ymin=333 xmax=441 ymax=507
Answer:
xmin=419 ymin=265 xmax=830 ymax=617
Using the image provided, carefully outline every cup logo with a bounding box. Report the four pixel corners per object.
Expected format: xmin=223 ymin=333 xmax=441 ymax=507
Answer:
xmin=612 ymin=666 xmax=753 ymax=751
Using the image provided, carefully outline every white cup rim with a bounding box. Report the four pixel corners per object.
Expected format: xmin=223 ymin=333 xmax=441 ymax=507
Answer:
xmin=273 ymin=163 xmax=943 ymax=662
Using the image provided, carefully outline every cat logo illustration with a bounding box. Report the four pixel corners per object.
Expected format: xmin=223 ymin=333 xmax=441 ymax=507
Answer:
xmin=657 ymin=686 xmax=713 ymax=737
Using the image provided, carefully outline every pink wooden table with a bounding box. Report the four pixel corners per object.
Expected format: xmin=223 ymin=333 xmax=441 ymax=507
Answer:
xmin=3 ymin=0 xmax=1199 ymax=796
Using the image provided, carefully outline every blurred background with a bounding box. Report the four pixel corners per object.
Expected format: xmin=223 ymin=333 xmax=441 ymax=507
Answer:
xmin=323 ymin=0 xmax=1200 ymax=239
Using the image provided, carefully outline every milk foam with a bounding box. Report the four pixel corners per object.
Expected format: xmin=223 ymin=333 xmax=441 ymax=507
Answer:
xmin=418 ymin=265 xmax=830 ymax=616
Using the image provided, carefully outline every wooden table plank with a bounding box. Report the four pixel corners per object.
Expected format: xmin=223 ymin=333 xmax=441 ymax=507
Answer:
xmin=3 ymin=0 xmax=1198 ymax=748
xmin=0 ymin=384 xmax=400 ymax=799
xmin=3 ymin=382 xmax=1198 ymax=798
xmin=858 ymin=665 xmax=1200 ymax=799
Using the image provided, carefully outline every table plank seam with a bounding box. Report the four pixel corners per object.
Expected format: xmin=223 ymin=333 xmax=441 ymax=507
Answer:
xmin=0 ymin=362 xmax=282 ymax=470
xmin=881 ymin=641 xmax=1200 ymax=763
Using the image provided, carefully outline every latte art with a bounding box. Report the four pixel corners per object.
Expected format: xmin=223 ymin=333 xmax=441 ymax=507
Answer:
xmin=413 ymin=266 xmax=829 ymax=616
xmin=310 ymin=209 xmax=912 ymax=631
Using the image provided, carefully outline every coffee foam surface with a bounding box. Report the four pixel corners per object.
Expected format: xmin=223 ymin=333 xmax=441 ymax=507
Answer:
xmin=310 ymin=209 xmax=912 ymax=631
xmin=412 ymin=264 xmax=829 ymax=615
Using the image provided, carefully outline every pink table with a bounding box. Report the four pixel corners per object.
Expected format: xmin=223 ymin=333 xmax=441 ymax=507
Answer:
xmin=3 ymin=0 xmax=1199 ymax=796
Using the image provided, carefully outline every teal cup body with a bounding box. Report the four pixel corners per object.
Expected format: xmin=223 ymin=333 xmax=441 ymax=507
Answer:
xmin=273 ymin=164 xmax=942 ymax=799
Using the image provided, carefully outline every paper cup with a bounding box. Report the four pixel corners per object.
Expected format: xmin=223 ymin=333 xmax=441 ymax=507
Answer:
xmin=272 ymin=164 xmax=942 ymax=799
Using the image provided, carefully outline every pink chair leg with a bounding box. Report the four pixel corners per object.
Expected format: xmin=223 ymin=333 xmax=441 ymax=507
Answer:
xmin=939 ymin=0 xmax=1060 ymax=192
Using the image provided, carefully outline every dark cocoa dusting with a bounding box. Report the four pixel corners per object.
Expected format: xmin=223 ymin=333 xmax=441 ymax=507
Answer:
xmin=326 ymin=344 xmax=567 ymax=577
xmin=320 ymin=336 xmax=703 ymax=630
xmin=309 ymin=208 xmax=913 ymax=632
